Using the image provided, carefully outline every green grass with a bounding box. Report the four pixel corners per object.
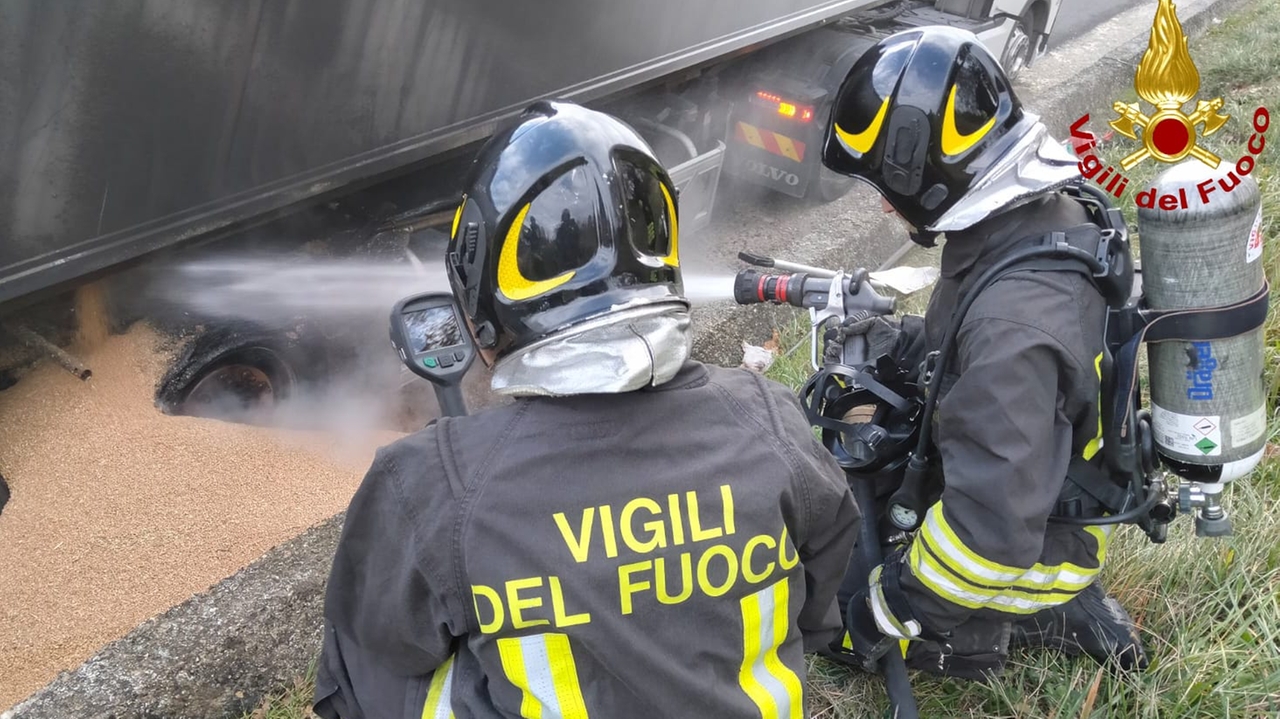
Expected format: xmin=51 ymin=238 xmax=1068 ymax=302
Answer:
xmin=239 ymin=4 xmax=1280 ymax=717
xmin=241 ymin=669 xmax=320 ymax=719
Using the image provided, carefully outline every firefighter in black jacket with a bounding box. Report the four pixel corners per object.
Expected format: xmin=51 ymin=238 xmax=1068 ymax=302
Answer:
xmin=311 ymin=100 xmax=861 ymax=719
xmin=817 ymin=28 xmax=1149 ymax=679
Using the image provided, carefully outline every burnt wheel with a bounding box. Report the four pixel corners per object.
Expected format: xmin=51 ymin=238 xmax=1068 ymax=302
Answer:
xmin=157 ymin=330 xmax=300 ymax=424
xmin=177 ymin=346 xmax=294 ymax=421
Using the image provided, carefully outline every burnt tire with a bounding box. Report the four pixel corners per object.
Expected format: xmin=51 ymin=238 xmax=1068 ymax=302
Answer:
xmin=156 ymin=326 xmax=301 ymax=421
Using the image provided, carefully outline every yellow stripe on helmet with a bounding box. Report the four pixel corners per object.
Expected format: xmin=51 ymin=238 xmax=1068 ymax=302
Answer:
xmin=660 ymin=182 xmax=679 ymax=268
xmin=451 ymin=197 xmax=466 ymax=239
xmin=833 ymin=96 xmax=890 ymax=155
xmin=941 ymin=84 xmax=996 ymax=156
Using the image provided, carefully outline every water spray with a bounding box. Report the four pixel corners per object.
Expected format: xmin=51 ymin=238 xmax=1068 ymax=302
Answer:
xmin=155 ymin=256 xmax=451 ymax=326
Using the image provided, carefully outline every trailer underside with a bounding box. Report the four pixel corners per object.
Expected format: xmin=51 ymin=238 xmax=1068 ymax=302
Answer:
xmin=0 ymin=0 xmax=901 ymax=308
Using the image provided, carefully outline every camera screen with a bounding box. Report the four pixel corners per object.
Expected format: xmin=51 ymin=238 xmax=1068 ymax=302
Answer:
xmin=403 ymin=306 xmax=463 ymax=353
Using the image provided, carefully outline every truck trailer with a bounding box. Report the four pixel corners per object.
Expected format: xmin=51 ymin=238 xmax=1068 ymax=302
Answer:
xmin=0 ymin=0 xmax=1062 ymax=422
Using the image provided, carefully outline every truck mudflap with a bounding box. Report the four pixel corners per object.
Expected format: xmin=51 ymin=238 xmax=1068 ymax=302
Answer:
xmin=720 ymin=40 xmax=843 ymax=200
xmin=725 ymin=113 xmax=821 ymax=198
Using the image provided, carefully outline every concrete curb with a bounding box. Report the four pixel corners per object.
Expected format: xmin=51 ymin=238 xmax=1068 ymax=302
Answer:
xmin=7 ymin=1 xmax=1254 ymax=716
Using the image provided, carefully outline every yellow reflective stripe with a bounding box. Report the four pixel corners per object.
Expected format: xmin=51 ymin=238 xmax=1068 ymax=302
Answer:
xmin=496 ymin=203 xmax=576 ymax=301
xmin=909 ymin=551 xmax=1042 ymax=614
xmin=1019 ymin=559 xmax=1101 ymax=591
xmin=1083 ymin=353 xmax=1104 ymax=461
xmin=911 ymin=541 xmax=1076 ymax=615
xmin=739 ymin=590 xmax=776 ymax=719
xmin=738 ymin=578 xmax=803 ymax=719
xmin=544 ymin=634 xmax=590 ymax=719
xmin=913 ymin=534 xmax=1081 ymax=606
xmin=941 ymin=84 xmax=996 ymax=156
xmin=497 ymin=634 xmax=590 ymax=719
xmin=921 ymin=505 xmax=1025 ymax=581
xmin=659 ymin=182 xmax=679 ymax=268
xmin=918 ymin=505 xmax=1106 ymax=595
xmin=764 ymin=580 xmax=804 ymax=719
xmin=421 ymin=655 xmax=457 ymax=719
xmin=867 ymin=564 xmax=921 ymax=639
xmin=497 ymin=638 xmax=540 ymax=719
xmin=834 ymin=97 xmax=890 ymax=155
xmin=773 ymin=134 xmax=802 ymax=162
xmin=1085 ymin=525 xmax=1112 ymax=565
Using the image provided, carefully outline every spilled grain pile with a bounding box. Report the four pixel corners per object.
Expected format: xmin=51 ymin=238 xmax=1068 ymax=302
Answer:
xmin=0 ymin=324 xmax=403 ymax=710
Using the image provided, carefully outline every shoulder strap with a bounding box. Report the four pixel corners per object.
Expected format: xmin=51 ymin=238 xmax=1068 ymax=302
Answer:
xmin=953 ymin=220 xmax=1126 ymax=305
xmin=941 ymin=222 xmax=1113 ymax=378
xmin=1061 ymin=455 xmax=1132 ymax=515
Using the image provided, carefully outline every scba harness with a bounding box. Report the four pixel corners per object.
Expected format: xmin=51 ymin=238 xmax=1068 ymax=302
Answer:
xmin=805 ymin=181 xmax=1271 ymax=542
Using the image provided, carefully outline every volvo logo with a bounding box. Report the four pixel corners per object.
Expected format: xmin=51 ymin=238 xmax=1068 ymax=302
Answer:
xmin=744 ymin=159 xmax=801 ymax=186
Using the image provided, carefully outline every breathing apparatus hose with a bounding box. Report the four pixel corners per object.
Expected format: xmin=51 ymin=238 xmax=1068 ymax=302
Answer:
xmin=891 ymin=241 xmax=1107 ymax=529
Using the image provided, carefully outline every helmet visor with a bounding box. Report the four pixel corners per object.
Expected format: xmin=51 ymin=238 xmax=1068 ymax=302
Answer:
xmin=516 ymin=165 xmax=602 ymax=282
xmin=615 ymin=155 xmax=678 ymax=265
xmin=496 ymin=164 xmax=603 ymax=301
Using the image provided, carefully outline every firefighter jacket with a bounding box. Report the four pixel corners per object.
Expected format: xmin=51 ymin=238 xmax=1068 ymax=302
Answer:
xmin=894 ymin=191 xmax=1115 ymax=636
xmin=312 ymin=360 xmax=860 ymax=719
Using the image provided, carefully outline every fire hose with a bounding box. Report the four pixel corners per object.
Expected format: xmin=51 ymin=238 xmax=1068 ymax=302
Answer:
xmin=734 ymin=255 xmax=919 ymax=719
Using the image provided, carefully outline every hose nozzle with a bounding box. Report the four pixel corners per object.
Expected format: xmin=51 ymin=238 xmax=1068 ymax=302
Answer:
xmin=734 ymin=269 xmax=809 ymax=307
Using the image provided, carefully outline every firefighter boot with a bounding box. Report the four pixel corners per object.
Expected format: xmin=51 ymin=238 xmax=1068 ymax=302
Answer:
xmin=1010 ymin=580 xmax=1148 ymax=672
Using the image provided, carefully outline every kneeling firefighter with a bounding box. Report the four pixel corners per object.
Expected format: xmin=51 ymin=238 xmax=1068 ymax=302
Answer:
xmin=312 ymin=100 xmax=862 ymax=718
xmin=812 ymin=26 xmax=1271 ymax=681
xmin=814 ymin=27 xmax=1155 ymax=679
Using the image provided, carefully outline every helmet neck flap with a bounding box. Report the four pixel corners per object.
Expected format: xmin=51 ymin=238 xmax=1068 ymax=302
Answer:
xmin=928 ymin=115 xmax=1081 ymax=232
xmin=490 ymin=301 xmax=692 ymax=397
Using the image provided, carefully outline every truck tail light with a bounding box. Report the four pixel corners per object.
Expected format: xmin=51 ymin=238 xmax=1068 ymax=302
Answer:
xmin=754 ymin=91 xmax=815 ymax=123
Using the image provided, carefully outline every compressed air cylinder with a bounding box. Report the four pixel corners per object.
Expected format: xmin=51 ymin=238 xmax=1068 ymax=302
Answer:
xmin=1136 ymin=159 xmax=1268 ymax=483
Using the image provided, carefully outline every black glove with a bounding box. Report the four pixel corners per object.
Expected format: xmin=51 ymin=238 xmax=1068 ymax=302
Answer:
xmin=832 ymin=585 xmax=899 ymax=672
xmin=894 ymin=314 xmax=928 ymax=381
xmin=850 ymin=314 xmax=904 ymax=362
xmin=825 ymin=547 xmax=927 ymax=672
xmin=823 ymin=314 xmax=899 ymax=365
xmin=865 ymin=548 xmax=925 ymax=641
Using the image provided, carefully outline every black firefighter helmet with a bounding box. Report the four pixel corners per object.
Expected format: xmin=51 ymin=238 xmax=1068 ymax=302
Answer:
xmin=446 ymin=101 xmax=685 ymax=361
xmin=821 ymin=27 xmax=1033 ymax=245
